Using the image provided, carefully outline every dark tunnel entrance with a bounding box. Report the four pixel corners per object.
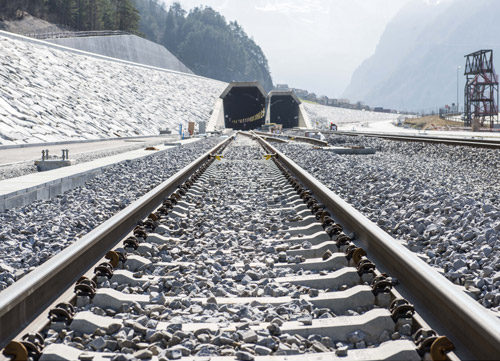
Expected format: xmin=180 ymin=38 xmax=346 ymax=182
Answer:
xmin=269 ymin=91 xmax=300 ymax=129
xmin=221 ymin=82 xmax=266 ymax=130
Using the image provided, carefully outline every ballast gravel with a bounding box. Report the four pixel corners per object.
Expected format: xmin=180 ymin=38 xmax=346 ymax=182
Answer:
xmin=41 ymin=136 xmax=395 ymax=359
xmin=0 ymin=137 xmax=221 ymax=291
xmin=276 ymin=135 xmax=500 ymax=312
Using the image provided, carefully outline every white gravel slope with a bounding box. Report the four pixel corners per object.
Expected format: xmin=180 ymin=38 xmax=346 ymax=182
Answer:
xmin=303 ymin=103 xmax=400 ymax=129
xmin=0 ymin=35 xmax=226 ymax=145
xmin=276 ymin=137 xmax=500 ymax=312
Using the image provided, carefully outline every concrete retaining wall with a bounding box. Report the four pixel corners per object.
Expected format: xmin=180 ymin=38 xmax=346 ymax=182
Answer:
xmin=207 ymin=98 xmax=225 ymax=132
xmin=0 ymin=32 xmax=225 ymax=145
xmin=265 ymin=101 xmax=271 ymax=124
xmin=47 ymin=34 xmax=193 ymax=74
xmin=0 ymin=134 xmax=170 ymax=151
xmin=299 ymin=104 xmax=312 ymax=128
xmin=0 ymin=169 xmax=99 ymax=211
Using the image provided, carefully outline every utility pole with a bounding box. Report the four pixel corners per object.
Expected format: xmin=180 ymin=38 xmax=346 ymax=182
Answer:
xmin=457 ymin=65 xmax=461 ymax=113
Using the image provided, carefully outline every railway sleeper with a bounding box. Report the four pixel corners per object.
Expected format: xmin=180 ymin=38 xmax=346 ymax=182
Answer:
xmin=38 ymin=339 xmax=420 ymax=361
xmin=89 ymin=284 xmax=379 ymax=314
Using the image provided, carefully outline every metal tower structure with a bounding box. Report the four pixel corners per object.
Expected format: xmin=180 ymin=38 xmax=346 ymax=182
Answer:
xmin=464 ymin=49 xmax=499 ymax=128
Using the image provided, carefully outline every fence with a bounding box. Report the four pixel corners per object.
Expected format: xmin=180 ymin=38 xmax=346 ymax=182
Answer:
xmin=22 ymin=30 xmax=130 ymax=40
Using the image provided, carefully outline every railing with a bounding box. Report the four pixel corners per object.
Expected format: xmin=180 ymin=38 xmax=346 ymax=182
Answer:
xmin=22 ymin=30 xmax=130 ymax=40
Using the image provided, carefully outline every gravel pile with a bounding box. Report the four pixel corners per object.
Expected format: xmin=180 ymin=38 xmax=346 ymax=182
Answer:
xmin=42 ymin=136 xmax=397 ymax=360
xmin=276 ymin=136 xmax=500 ymax=311
xmin=302 ymin=102 xmax=399 ymax=129
xmin=0 ymin=138 xmax=221 ymax=291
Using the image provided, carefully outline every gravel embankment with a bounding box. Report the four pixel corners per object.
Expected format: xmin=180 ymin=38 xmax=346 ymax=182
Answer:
xmin=276 ymin=136 xmax=500 ymax=311
xmin=0 ymin=138 xmax=221 ymax=291
xmin=0 ymin=35 xmax=225 ymax=145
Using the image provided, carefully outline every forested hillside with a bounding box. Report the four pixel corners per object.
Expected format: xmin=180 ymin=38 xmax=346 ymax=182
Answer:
xmin=133 ymin=0 xmax=273 ymax=91
xmin=0 ymin=0 xmax=139 ymax=33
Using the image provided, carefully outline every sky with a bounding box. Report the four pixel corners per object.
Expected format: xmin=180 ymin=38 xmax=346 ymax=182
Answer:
xmin=161 ymin=0 xmax=413 ymax=99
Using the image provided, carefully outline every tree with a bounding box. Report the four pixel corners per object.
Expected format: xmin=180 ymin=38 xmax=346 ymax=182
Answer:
xmin=152 ymin=2 xmax=273 ymax=90
xmin=1 ymin=0 xmax=141 ymax=33
xmin=47 ymin=0 xmax=77 ymax=27
xmin=132 ymin=0 xmax=166 ymax=42
xmin=161 ymin=2 xmax=185 ymax=53
xmin=101 ymin=0 xmax=116 ymax=29
xmin=113 ymin=0 xmax=139 ymax=32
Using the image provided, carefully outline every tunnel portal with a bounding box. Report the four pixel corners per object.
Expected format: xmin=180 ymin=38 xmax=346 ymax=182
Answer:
xmin=268 ymin=91 xmax=300 ymax=129
xmin=220 ymin=82 xmax=266 ymax=130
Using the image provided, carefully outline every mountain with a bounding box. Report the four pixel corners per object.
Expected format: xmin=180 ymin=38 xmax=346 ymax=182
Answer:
xmin=343 ymin=0 xmax=500 ymax=113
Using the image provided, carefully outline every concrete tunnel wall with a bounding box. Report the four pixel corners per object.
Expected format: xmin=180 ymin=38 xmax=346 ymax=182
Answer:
xmin=221 ymin=84 xmax=266 ymax=130
xmin=269 ymin=94 xmax=299 ymax=129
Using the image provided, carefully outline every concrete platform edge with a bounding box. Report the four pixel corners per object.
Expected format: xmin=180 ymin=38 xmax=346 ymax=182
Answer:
xmin=0 ymin=141 xmax=197 ymax=212
xmin=0 ymin=134 xmax=173 ymax=150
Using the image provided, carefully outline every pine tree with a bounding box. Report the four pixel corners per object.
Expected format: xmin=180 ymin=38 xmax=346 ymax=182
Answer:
xmin=161 ymin=2 xmax=185 ymax=53
xmin=115 ymin=0 xmax=139 ymax=32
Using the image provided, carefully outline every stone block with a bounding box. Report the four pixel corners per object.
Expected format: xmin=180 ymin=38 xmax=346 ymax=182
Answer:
xmin=34 ymin=159 xmax=73 ymax=172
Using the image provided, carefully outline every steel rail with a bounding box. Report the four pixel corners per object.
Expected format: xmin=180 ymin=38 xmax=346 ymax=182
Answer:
xmin=331 ymin=130 xmax=500 ymax=149
xmin=250 ymin=131 xmax=500 ymax=360
xmin=332 ymin=130 xmax=500 ymax=143
xmin=255 ymin=135 xmax=289 ymax=143
xmin=0 ymin=136 xmax=233 ymax=349
xmin=253 ymin=130 xmax=328 ymax=146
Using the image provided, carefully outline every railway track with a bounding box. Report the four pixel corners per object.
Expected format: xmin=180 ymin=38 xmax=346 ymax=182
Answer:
xmin=328 ymin=130 xmax=500 ymax=149
xmin=1 ymin=133 xmax=499 ymax=361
